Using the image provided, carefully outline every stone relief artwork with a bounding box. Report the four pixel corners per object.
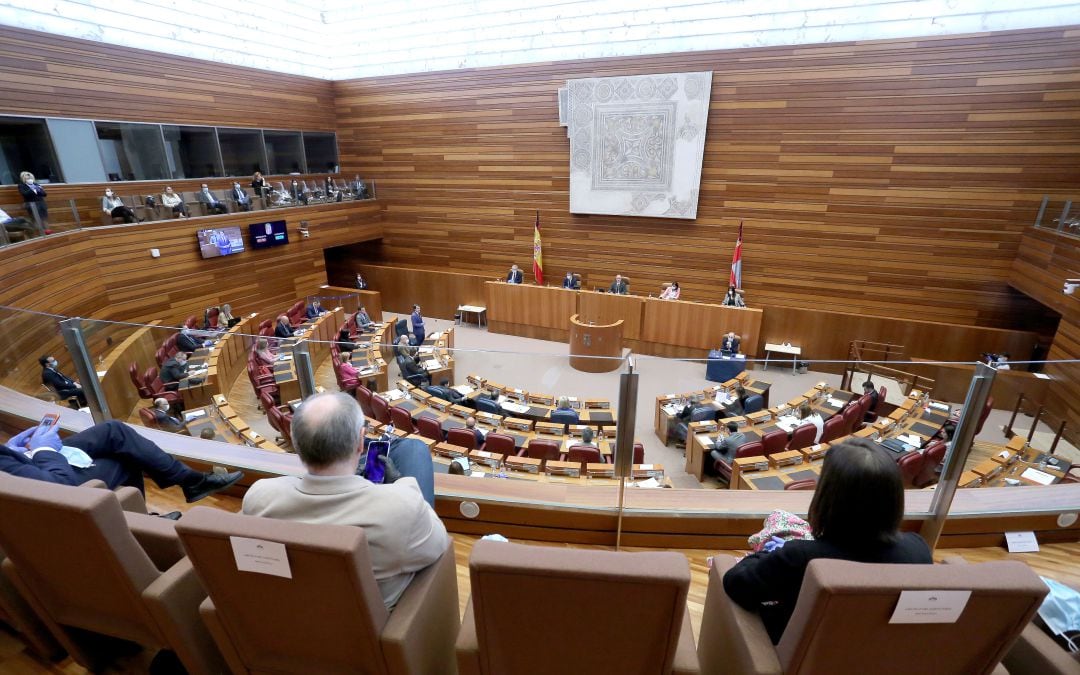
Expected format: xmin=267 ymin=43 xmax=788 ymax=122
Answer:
xmin=566 ymin=71 xmax=711 ymax=219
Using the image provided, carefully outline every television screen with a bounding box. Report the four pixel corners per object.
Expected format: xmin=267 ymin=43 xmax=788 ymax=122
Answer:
xmin=197 ymin=226 xmax=245 ymax=259
xmin=249 ymin=220 xmax=289 ymax=249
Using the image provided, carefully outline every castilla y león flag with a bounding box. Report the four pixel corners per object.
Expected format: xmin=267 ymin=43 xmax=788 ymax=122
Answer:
xmin=533 ymin=210 xmax=544 ymax=285
xmin=729 ymin=221 xmax=743 ymax=289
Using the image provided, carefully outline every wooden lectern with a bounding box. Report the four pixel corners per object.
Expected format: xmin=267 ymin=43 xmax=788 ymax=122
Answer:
xmin=569 ymin=313 xmax=623 ymax=373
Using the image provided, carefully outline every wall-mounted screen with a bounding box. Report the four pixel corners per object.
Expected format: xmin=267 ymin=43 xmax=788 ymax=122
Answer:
xmin=249 ymin=220 xmax=289 ymax=249
xmin=197 ymin=226 xmax=245 ymax=259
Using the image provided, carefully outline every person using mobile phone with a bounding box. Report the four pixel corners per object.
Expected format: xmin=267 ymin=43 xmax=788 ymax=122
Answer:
xmin=241 ymin=392 xmax=447 ymax=610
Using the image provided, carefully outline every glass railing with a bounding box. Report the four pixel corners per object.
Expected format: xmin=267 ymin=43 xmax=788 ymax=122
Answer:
xmin=1032 ymin=195 xmax=1080 ymax=237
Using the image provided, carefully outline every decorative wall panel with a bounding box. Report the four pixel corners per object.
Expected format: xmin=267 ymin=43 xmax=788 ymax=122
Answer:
xmin=567 ymin=71 xmax=711 ymax=219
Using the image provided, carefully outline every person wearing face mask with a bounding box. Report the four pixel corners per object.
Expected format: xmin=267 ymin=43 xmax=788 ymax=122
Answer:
xmin=18 ymin=171 xmax=48 ymax=228
xmin=159 ymin=351 xmax=190 ymax=391
xmin=39 ymin=355 xmax=87 ymax=407
xmin=251 ymin=171 xmax=270 ymax=200
xmin=196 ymin=183 xmax=228 ymax=215
xmin=160 ymin=186 xmax=189 ymax=218
xmin=101 ymin=189 xmax=138 ymax=223
xmin=290 ymin=179 xmax=310 ymax=205
xmin=230 ymin=182 xmax=252 ymax=212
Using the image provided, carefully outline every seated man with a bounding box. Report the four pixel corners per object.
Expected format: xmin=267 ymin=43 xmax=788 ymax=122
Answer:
xmin=242 ymin=393 xmax=448 ymax=608
xmin=863 ymin=380 xmax=881 ymax=422
xmin=355 ymin=273 xmax=368 ymax=290
xmin=196 ymin=184 xmax=228 ymax=215
xmin=424 ymin=380 xmax=464 ymax=404
xmin=399 ymin=353 xmax=431 ymax=387
xmin=274 ymin=315 xmax=295 ymax=339
xmin=159 ymin=351 xmax=189 ymax=391
xmin=230 ymin=182 xmax=252 ymax=212
xmin=464 ymin=416 xmax=486 ymax=447
xmin=395 ymin=334 xmax=417 ymax=359
xmin=562 ymin=272 xmax=579 ymax=289
xmin=551 ymin=396 xmax=579 ymax=424
xmin=305 ymin=299 xmax=327 ymax=320
xmin=150 ymin=397 xmax=184 ymax=432
xmin=720 ymin=331 xmax=741 ymax=355
xmin=710 ymin=421 xmax=746 ymax=468
xmin=1 ymin=419 xmax=242 ymax=500
xmin=0 ymin=206 xmax=45 ymax=239
xmin=609 ymin=274 xmax=629 ymax=295
xmin=723 ymin=384 xmax=749 ymax=417
xmin=354 ymin=305 xmax=375 ymax=330
xmin=160 ymin=186 xmax=189 ymax=218
xmin=177 ymin=326 xmax=202 ymax=353
xmin=506 ymin=264 xmax=523 ymax=284
xmin=40 ymin=355 xmax=86 ymax=407
xmin=578 ymin=426 xmax=597 ymax=448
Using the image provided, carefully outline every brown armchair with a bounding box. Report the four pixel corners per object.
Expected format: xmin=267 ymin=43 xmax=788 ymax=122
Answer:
xmin=699 ymin=555 xmax=1048 ymax=675
xmin=0 ymin=474 xmax=223 ymax=674
xmin=174 ymin=506 xmax=459 ymax=674
xmin=456 ymin=540 xmax=699 ymax=674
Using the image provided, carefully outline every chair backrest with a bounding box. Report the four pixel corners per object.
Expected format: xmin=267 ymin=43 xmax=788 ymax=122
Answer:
xmin=143 ymin=367 xmax=163 ymax=391
xmin=689 ymin=406 xmax=715 ymax=423
xmin=897 ymin=451 xmax=926 ymax=485
xmin=820 ymin=416 xmax=846 ymax=444
xmin=857 ymin=393 xmax=873 ymax=419
xmin=483 ymin=433 xmax=516 ymax=457
xmin=467 ymin=540 xmax=689 ymax=675
xmin=735 ymin=441 xmax=765 ymax=459
xmin=525 ymin=438 xmax=561 ymax=462
xmin=370 ymin=395 xmax=391 ymax=424
xmin=774 ymin=559 xmax=1047 ymax=674
xmin=416 ymin=416 xmax=444 ymax=442
xmin=841 ymin=404 xmax=861 ymax=435
xmin=784 ymin=479 xmax=817 ymax=491
xmin=975 ymin=396 xmax=993 ymax=435
xmin=566 ymin=445 xmax=603 ymax=469
xmin=447 ymin=427 xmax=478 ymax=451
xmin=788 ymin=424 xmax=817 ymax=451
xmin=762 ymin=430 xmax=788 ymax=456
xmin=633 ymin=442 xmax=645 ymax=464
xmin=389 ymin=406 xmax=416 ymax=433
xmin=914 ymin=440 xmax=949 ymax=487
xmin=175 ymin=507 xmax=391 ymax=674
xmin=476 ymin=398 xmax=503 ymax=416
xmin=355 ymin=385 xmax=374 ymax=418
xmin=138 ymin=407 xmax=159 ymax=428
xmin=395 ymin=318 xmax=409 ymax=339
xmin=743 ymin=395 xmax=764 ymax=414
xmin=184 ymin=315 xmax=197 ymax=329
xmin=0 ymin=476 xmax=166 ymax=647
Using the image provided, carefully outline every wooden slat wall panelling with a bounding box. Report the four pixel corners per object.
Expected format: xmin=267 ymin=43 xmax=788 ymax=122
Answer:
xmin=334 ymin=25 xmax=1080 ymax=331
xmin=324 ymin=261 xmax=491 ymax=319
xmin=1008 ymin=227 xmax=1080 ymax=444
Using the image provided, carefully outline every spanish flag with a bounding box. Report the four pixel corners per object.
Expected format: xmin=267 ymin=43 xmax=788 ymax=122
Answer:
xmin=532 ymin=210 xmax=544 ymax=285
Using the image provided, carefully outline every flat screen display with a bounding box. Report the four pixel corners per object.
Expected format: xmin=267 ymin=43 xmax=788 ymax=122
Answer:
xmin=197 ymin=226 xmax=245 ymax=259
xmin=248 ymin=220 xmax=289 ymax=249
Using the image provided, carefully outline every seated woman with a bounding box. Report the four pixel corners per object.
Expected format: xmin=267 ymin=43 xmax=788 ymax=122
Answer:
xmin=660 ymin=281 xmax=681 ymax=300
xmin=219 ymin=303 xmax=238 ymax=328
xmin=721 ymin=284 xmax=745 ymax=307
xmin=336 ymin=327 xmax=356 ymax=352
xmin=796 ymin=401 xmax=825 ymax=443
xmin=722 ymin=438 xmax=931 ymax=644
xmin=101 ymin=189 xmax=138 ymax=223
xmin=252 ymin=337 xmax=276 ymax=368
xmin=160 ymin=186 xmax=189 ymax=218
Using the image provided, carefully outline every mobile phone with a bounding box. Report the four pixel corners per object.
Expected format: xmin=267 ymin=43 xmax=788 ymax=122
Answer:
xmin=38 ymin=413 xmax=60 ymax=431
xmin=362 ymin=441 xmax=390 ymax=484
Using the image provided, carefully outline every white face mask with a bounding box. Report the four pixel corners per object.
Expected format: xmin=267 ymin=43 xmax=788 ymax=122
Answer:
xmin=47 ymin=358 xmax=57 ymax=367
xmin=25 ymin=177 xmax=34 ymax=184
xmin=105 ymin=191 xmax=113 ymax=197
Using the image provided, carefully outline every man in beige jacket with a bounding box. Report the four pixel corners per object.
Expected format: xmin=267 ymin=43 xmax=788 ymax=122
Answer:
xmin=242 ymin=392 xmax=448 ymax=608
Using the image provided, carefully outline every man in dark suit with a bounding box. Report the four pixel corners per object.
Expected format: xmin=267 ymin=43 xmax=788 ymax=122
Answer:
xmin=39 ymin=355 xmax=86 ymax=407
xmin=506 ymin=264 xmax=524 ymax=284
xmin=399 ymin=354 xmax=430 ymax=386
xmin=195 ymin=184 xmax=228 ymax=215
xmin=305 ymin=299 xmax=327 ymax=320
xmin=710 ymin=421 xmax=746 ymax=466
xmin=354 ymin=306 xmax=375 ymax=330
xmin=0 ymin=419 xmax=242 ymax=500
xmin=464 ymin=416 xmax=486 ymax=447
xmin=562 ymin=272 xmax=579 ymax=289
xmin=159 ymin=352 xmax=189 ymax=391
xmin=863 ymin=380 xmax=880 ymax=422
xmin=176 ymin=328 xmax=201 ymax=353
xmin=274 ymin=315 xmax=295 ymax=339
xmin=151 ymin=398 xmax=184 ymax=432
xmin=355 ymin=273 xmax=367 ymax=290
xmin=230 ymin=182 xmax=252 ymax=212
xmin=721 ymin=331 xmax=741 ymax=355
xmin=722 ymin=385 xmax=749 ymax=417
xmin=410 ymin=305 xmax=426 ymax=345
xmin=551 ymin=397 xmax=579 ymax=425
xmin=609 ymin=274 xmax=629 ymax=295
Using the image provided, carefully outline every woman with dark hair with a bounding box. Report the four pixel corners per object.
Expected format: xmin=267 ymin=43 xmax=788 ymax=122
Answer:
xmin=722 ymin=438 xmax=931 ymax=644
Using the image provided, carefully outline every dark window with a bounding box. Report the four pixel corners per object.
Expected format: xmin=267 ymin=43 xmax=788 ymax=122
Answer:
xmin=303 ymin=132 xmax=338 ymax=173
xmin=264 ymin=130 xmax=305 ymax=174
xmin=218 ymin=128 xmax=266 ymax=177
xmin=94 ymin=122 xmax=168 ymax=181
xmin=0 ymin=117 xmax=62 ymax=185
xmin=162 ymin=125 xmax=223 ymax=179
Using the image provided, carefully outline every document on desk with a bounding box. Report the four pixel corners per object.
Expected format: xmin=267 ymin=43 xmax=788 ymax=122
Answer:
xmin=423 ymin=359 xmax=442 ymax=370
xmin=662 ymin=404 xmax=682 ymax=416
xmin=384 ymin=388 xmax=405 ymax=401
xmin=419 ymin=346 xmax=435 ymax=354
xmin=1020 ymin=468 xmax=1056 ymax=486
xmin=502 ymin=402 xmax=530 ymax=415
xmin=183 ymin=409 xmax=207 ymax=422
xmin=452 ymin=385 xmax=474 ymax=395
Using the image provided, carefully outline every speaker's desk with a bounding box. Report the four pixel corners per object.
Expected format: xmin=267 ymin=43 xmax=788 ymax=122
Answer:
xmin=569 ymin=314 xmax=624 ymax=373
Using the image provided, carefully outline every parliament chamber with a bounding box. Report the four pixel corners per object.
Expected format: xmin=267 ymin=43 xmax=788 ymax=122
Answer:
xmin=0 ymin=8 xmax=1079 ymax=675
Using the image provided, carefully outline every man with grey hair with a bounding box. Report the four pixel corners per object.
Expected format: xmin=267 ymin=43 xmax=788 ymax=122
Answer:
xmin=150 ymin=397 xmax=183 ymax=432
xmin=242 ymin=392 xmax=447 ymax=609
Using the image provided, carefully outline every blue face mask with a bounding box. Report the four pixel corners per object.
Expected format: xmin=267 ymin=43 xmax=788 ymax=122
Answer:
xmin=1039 ymin=576 xmax=1080 ymax=650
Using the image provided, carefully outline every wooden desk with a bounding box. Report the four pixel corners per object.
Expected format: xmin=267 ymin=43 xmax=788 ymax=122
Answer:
xmin=640 ymin=297 xmax=763 ymax=357
xmin=654 ymin=376 xmax=772 ymax=449
xmin=321 ymin=285 xmax=383 ymax=320
xmin=569 ymin=313 xmax=623 ymax=373
xmin=486 ymin=282 xmax=577 ymax=338
xmin=909 ymin=359 xmax=1052 ymax=408
xmin=577 ymin=291 xmax=643 ymax=341
xmin=98 ymin=320 xmax=162 ymax=418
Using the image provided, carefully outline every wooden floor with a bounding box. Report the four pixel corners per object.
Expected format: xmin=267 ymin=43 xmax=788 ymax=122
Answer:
xmin=3 ymin=484 xmax=1078 ymax=674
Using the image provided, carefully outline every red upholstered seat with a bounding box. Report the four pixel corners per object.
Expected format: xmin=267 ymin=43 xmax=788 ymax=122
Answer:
xmin=370 ymin=395 xmax=391 ymax=424
xmin=715 ymin=440 xmax=764 ymax=483
xmin=355 ymin=385 xmax=374 ymax=418
xmin=820 ymin=416 xmax=846 ymax=444
xmin=416 ymin=416 xmax=444 ymax=443
xmin=446 ymin=427 xmax=478 ymax=451
xmin=897 ymin=451 xmax=926 ymax=487
xmin=564 ymin=445 xmax=604 ymax=470
xmin=137 ymin=407 xmax=159 ymax=428
xmin=784 ymin=478 xmax=817 ymax=490
xmin=633 ymin=442 xmax=645 ymax=464
xmin=482 ymin=433 xmax=516 ymax=457
xmin=761 ymin=430 xmax=788 ymax=456
xmin=524 ymin=438 xmax=561 ymax=462
xmin=389 ymin=406 xmax=416 ymax=434
xmin=914 ymin=441 xmax=948 ymax=488
xmin=788 ymin=424 xmax=817 ymax=451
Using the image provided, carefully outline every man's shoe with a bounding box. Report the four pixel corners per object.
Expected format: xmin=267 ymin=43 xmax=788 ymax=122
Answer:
xmin=183 ymin=471 xmax=244 ymax=503
xmin=152 ymin=511 xmax=183 ymax=520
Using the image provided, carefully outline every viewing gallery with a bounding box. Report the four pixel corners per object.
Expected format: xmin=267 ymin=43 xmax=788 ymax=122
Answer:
xmin=1 ymin=3 xmax=1079 ymax=673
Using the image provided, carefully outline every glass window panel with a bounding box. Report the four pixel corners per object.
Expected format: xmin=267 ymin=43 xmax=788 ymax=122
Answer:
xmin=94 ymin=121 xmax=168 ymax=181
xmin=47 ymin=118 xmax=108 ymax=183
xmin=162 ymin=125 xmax=223 ymax=179
xmin=264 ymin=130 xmax=305 ymax=174
xmin=218 ymin=128 xmax=265 ymax=177
xmin=0 ymin=117 xmax=63 ymax=185
xmin=303 ymin=131 xmax=338 ymax=173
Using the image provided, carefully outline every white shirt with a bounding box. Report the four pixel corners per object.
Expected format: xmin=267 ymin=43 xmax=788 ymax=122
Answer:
xmin=161 ymin=192 xmax=182 ymax=207
xmin=0 ymin=208 xmax=11 ymax=222
xmin=800 ymin=413 xmax=825 ymax=443
xmin=242 ymin=473 xmax=448 ymax=608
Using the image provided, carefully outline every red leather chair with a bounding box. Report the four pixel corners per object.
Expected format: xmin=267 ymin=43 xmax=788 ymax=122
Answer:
xmin=142 ymin=367 xmax=182 ymax=406
xmin=138 ymin=407 xmax=159 ymax=429
xmin=206 ymin=307 xmax=220 ymax=329
xmin=416 ymin=416 xmax=444 ymax=443
xmin=761 ymin=430 xmax=788 ymax=456
xmin=858 ymin=393 xmax=875 ymax=424
xmin=914 ymin=441 xmax=948 ymax=488
xmin=370 ymin=395 xmax=392 ymax=425
xmin=355 ymin=385 xmax=374 ymax=419
xmin=897 ymin=451 xmax=926 ymax=487
xmin=258 ymin=390 xmax=278 ymax=412
xmin=154 ymin=346 xmax=168 ymax=366
xmin=183 ymin=315 xmax=198 ymax=329
xmin=164 ymin=334 xmax=179 ymax=358
xmin=523 ymin=438 xmax=561 ymax=462
xmin=129 ymin=362 xmax=153 ymax=400
xmin=633 ymin=442 xmax=645 ymax=464
xmin=788 ymin=424 xmax=817 ymax=451
xmin=820 ymin=416 xmax=846 ymax=444
xmin=389 ymin=406 xmax=416 ymax=434
xmin=447 ymin=427 xmax=478 ymax=451
xmin=975 ymin=397 xmax=994 ymax=435
xmin=483 ymin=433 xmax=516 ymax=457
xmin=267 ymin=404 xmax=293 ymax=446
xmin=564 ymin=445 xmax=604 ymax=470
xmin=841 ymin=404 xmax=861 ymax=436
xmin=258 ymin=319 xmax=273 ymax=337
xmin=785 ymin=479 xmax=817 ymax=491
xmin=715 ymin=440 xmax=764 ymax=483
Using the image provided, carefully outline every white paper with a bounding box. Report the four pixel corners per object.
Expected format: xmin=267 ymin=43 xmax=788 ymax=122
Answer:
xmin=1005 ymin=531 xmax=1040 ymax=553
xmin=635 ymin=477 xmax=661 ymax=488
xmin=1033 ymin=373 xmax=1051 ymax=380
xmin=1020 ymin=468 xmax=1056 ymax=486
xmin=889 ymin=590 xmax=971 ymax=624
xmin=230 ymin=536 xmax=292 ymax=578
xmin=183 ymin=409 xmax=207 ymax=421
xmin=639 ymin=463 xmax=653 ymax=470
xmin=452 ymin=385 xmax=474 ymax=394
